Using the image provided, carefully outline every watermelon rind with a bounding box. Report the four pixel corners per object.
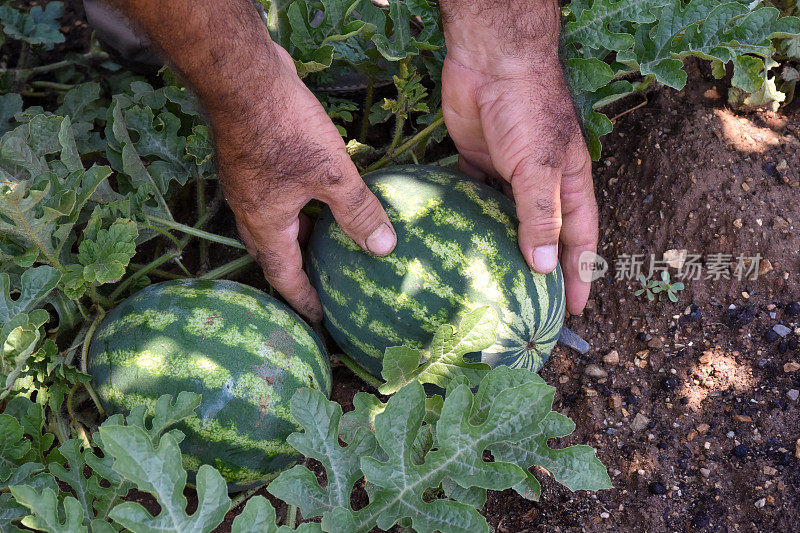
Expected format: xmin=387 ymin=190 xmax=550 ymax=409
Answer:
xmin=307 ymin=165 xmax=565 ymax=379
xmin=88 ymin=279 xmax=331 ymax=490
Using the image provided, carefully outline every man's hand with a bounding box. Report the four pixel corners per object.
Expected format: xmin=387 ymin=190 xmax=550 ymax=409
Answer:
xmin=440 ymin=0 xmax=599 ymax=315
xmin=213 ymin=43 xmax=396 ymax=321
xmin=106 ymin=0 xmax=396 ymax=321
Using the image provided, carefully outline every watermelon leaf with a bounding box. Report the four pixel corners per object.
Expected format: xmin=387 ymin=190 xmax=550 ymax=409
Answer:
xmin=477 ymin=368 xmax=613 ymax=500
xmin=0 ymin=415 xmax=30 ymax=483
xmin=378 ymin=306 xmax=496 ymax=395
xmin=231 ymin=495 xmax=323 ymax=533
xmin=273 ymin=367 xmax=571 ymax=533
xmin=100 ymin=425 xmax=231 ymax=533
xmin=268 ymin=388 xmax=378 ymax=518
xmin=0 ymin=491 xmax=28 ymax=532
xmin=7 ymin=486 xmax=86 ymax=533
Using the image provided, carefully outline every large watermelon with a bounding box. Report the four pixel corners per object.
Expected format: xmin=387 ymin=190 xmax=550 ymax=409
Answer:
xmin=87 ymin=279 xmax=331 ymax=490
xmin=307 ymin=165 xmax=565 ymax=379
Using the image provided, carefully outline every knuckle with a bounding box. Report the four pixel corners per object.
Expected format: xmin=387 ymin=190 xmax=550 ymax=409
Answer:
xmin=317 ymin=171 xmax=345 ymax=188
xmin=522 ymin=217 xmax=562 ymax=240
xmin=336 ymin=187 xmax=383 ymax=235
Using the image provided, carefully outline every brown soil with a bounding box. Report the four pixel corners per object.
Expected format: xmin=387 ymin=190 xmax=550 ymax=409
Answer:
xmin=464 ymin=60 xmax=800 ymax=532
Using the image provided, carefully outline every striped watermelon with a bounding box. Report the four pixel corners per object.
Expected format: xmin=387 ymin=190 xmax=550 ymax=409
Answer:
xmin=307 ymin=165 xmax=565 ymax=379
xmin=87 ymin=279 xmax=331 ymax=490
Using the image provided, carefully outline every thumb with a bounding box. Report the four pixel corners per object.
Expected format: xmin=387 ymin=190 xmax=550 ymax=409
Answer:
xmin=511 ymin=159 xmax=563 ymax=274
xmin=319 ymin=162 xmax=397 ymax=257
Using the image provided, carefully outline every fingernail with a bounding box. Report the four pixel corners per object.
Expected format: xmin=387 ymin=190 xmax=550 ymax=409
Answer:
xmin=366 ymin=223 xmax=396 ymax=256
xmin=532 ymin=245 xmax=558 ymax=272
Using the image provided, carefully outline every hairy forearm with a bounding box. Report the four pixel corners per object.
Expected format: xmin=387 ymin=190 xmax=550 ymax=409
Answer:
xmin=105 ymin=0 xmax=280 ymax=117
xmin=439 ymin=0 xmax=561 ymax=61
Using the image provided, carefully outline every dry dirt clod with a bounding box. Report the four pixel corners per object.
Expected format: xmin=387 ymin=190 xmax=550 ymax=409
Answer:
xmin=795 ymin=439 xmax=800 ymax=460
xmin=697 ymin=423 xmax=710 ymax=435
xmin=609 ymin=393 xmax=622 ymax=412
xmin=648 ymin=337 xmax=664 ymax=349
xmin=784 ymin=362 xmax=800 ymax=373
xmin=733 ymin=415 xmax=753 ymax=423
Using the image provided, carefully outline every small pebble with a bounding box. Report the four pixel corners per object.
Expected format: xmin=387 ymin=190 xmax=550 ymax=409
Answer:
xmin=779 ymin=341 xmax=788 ymax=354
xmin=600 ymin=512 xmax=610 ymax=519
xmin=787 ymin=389 xmax=799 ymax=401
xmin=700 ymin=468 xmax=711 ymax=478
xmin=697 ymin=423 xmax=710 ymax=435
xmin=637 ymin=332 xmax=648 ymax=342
xmin=733 ymin=444 xmax=749 ymax=458
xmin=648 ymin=337 xmax=664 ymax=349
xmin=786 ymin=301 xmax=800 ymax=316
xmin=603 ymin=350 xmax=620 ymax=365
xmin=789 ymin=338 xmax=798 ymax=351
xmin=783 ymin=362 xmax=799 ymax=373
xmin=584 ymin=364 xmax=608 ymax=379
xmin=631 ymin=412 xmax=650 ymax=431
xmin=754 ymin=498 xmax=766 ymax=509
xmin=773 ymin=324 xmax=792 ymax=338
xmin=648 ymin=481 xmax=667 ymax=495
xmin=764 ymin=330 xmax=780 ymax=343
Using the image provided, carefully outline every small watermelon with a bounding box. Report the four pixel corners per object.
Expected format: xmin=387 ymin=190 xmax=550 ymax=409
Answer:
xmin=307 ymin=165 xmax=565 ymax=379
xmin=87 ymin=279 xmax=331 ymax=490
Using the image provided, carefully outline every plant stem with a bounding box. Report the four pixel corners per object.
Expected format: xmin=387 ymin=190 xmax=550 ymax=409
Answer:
xmin=196 ymin=177 xmax=209 ymax=272
xmin=30 ymin=80 xmax=74 ymax=91
xmin=109 ymin=251 xmax=180 ymax=301
xmin=286 ymin=505 xmax=298 ymax=529
xmin=80 ymin=308 xmax=105 ymax=375
xmin=90 ymin=286 xmax=114 ymax=309
xmin=146 ymin=215 xmax=246 ymax=250
xmin=387 ymin=61 xmax=410 ymax=155
xmin=335 ymin=352 xmax=383 ymax=390
xmin=173 ymin=257 xmax=193 ymax=277
xmin=0 ymin=50 xmax=109 ymax=76
xmin=13 ymin=42 xmax=31 ymax=91
xmin=365 ymin=110 xmax=444 ymax=172
xmin=359 ymin=76 xmax=375 ymax=143
xmin=230 ymin=486 xmax=261 ymax=510
xmin=81 ymin=309 xmax=107 ymax=417
xmin=432 ymin=153 xmax=459 ymax=167
xmin=199 ymin=255 xmax=255 ymax=280
xmin=127 ymin=263 xmax=185 ymax=280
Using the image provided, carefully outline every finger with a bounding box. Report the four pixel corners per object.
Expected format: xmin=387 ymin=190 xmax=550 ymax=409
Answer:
xmin=559 ymin=142 xmax=598 ymax=315
xmin=239 ymin=213 xmax=323 ymax=322
xmin=510 ymin=158 xmax=563 ymax=275
xmin=319 ymin=162 xmax=397 ymax=257
xmin=457 ymin=150 xmax=497 ymax=182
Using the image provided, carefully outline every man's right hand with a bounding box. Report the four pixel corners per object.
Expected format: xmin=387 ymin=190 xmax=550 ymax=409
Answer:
xmin=106 ymin=0 xmax=396 ymax=321
xmin=211 ymin=44 xmax=396 ymax=321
